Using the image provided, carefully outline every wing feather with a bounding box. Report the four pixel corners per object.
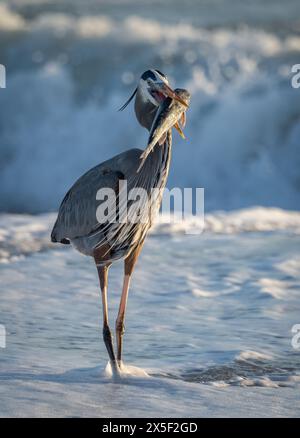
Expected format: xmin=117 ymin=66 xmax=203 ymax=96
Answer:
xmin=51 ymin=148 xmax=142 ymax=242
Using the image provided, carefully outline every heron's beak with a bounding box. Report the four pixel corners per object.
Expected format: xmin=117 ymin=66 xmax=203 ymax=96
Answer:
xmin=154 ymin=82 xmax=189 ymax=108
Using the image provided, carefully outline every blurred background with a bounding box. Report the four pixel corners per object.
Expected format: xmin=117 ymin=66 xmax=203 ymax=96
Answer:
xmin=0 ymin=0 xmax=299 ymax=213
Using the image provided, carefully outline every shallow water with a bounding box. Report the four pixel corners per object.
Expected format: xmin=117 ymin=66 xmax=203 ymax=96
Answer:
xmin=0 ymin=211 xmax=299 ymax=417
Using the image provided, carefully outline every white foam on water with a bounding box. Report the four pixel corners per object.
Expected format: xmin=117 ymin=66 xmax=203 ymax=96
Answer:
xmin=1 ymin=207 xmax=300 ymax=262
xmin=235 ymin=350 xmax=274 ymax=362
xmin=257 ymin=278 xmax=291 ymax=299
xmin=154 ymin=208 xmax=300 ymax=235
xmin=239 ymin=377 xmax=279 ymax=388
xmin=104 ymin=362 xmax=150 ymax=380
xmin=0 ymin=213 xmax=56 ymax=263
xmin=191 ymin=288 xmax=220 ymax=298
xmin=275 ymin=257 xmax=300 ymax=278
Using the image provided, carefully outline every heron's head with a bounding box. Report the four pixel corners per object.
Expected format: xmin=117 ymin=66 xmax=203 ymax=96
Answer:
xmin=119 ymin=69 xmax=188 ymax=130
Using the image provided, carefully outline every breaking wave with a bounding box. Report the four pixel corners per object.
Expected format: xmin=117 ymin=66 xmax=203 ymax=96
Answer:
xmin=0 ymin=1 xmax=300 ymax=212
xmin=1 ymin=207 xmax=300 ymax=262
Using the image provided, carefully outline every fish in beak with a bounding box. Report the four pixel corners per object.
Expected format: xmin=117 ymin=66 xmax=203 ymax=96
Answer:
xmin=152 ymin=82 xmax=189 ymax=109
xmin=137 ymin=88 xmax=190 ymax=172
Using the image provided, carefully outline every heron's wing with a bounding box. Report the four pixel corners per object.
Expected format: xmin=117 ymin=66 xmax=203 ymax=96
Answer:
xmin=51 ymin=148 xmax=142 ymax=242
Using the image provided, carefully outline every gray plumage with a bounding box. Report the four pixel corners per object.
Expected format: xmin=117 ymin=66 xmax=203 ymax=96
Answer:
xmin=51 ymin=85 xmax=173 ymax=262
xmin=51 ymin=140 xmax=171 ymax=262
xmin=51 ymin=148 xmax=141 ymax=243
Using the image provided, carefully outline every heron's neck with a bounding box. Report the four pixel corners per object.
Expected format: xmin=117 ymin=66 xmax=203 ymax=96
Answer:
xmin=134 ymin=91 xmax=172 ymax=188
xmin=141 ymin=130 xmax=172 ymax=191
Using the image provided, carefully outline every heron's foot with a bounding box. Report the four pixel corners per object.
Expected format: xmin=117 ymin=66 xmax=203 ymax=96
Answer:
xmin=110 ymin=359 xmax=122 ymax=378
xmin=104 ymin=360 xmax=122 ymax=380
xmin=106 ymin=362 xmax=150 ymax=379
xmin=117 ymin=360 xmax=124 ymax=370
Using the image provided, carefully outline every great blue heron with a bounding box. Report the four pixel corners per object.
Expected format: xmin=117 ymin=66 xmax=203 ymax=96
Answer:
xmin=51 ymin=69 xmax=190 ymax=376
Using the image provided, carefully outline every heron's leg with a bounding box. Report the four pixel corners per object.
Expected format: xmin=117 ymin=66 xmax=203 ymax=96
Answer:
xmin=116 ymin=242 xmax=144 ymax=365
xmin=96 ymin=262 xmax=119 ymax=374
xmin=115 ymin=274 xmax=131 ymax=366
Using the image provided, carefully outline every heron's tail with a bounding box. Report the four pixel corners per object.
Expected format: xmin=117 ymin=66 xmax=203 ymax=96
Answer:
xmin=51 ymin=223 xmax=70 ymax=244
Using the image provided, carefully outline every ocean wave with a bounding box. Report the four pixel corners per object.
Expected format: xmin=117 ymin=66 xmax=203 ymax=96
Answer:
xmin=1 ymin=207 xmax=300 ymax=263
xmin=235 ymin=350 xmax=274 ymax=362
xmin=0 ymin=3 xmax=25 ymax=31
xmin=155 ymin=207 xmax=300 ymax=235
xmin=0 ymin=3 xmax=300 ymax=212
xmin=257 ymin=278 xmax=290 ymax=299
xmin=0 ymin=212 xmax=56 ymax=263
